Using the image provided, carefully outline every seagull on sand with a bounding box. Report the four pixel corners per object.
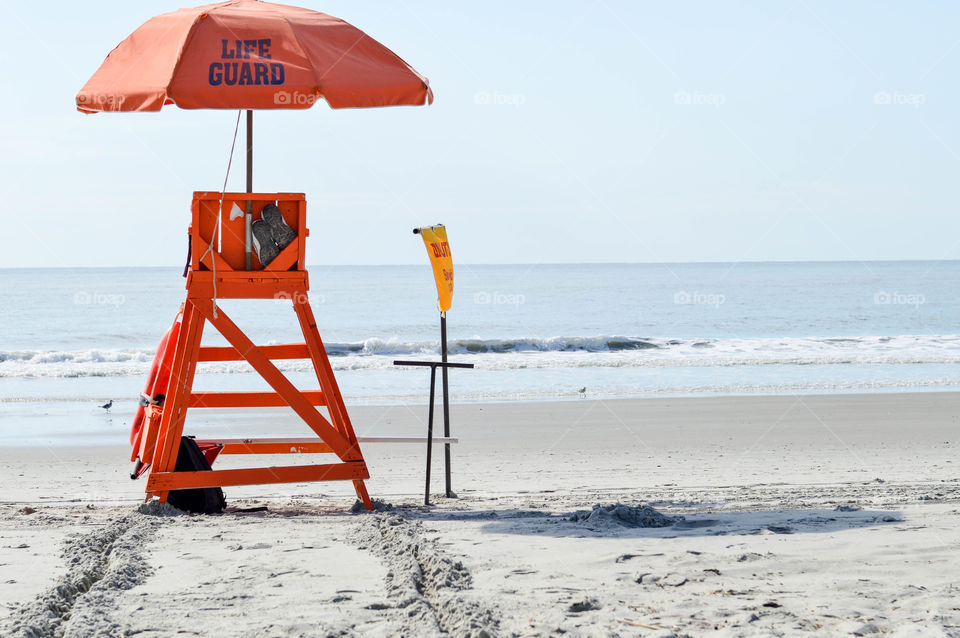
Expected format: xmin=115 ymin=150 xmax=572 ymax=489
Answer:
xmin=99 ymin=400 xmax=113 ymax=411
xmin=578 ymin=387 xmax=586 ymax=398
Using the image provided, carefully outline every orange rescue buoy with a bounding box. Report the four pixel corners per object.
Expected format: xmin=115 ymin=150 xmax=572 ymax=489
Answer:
xmin=130 ymin=322 xmax=180 ymax=457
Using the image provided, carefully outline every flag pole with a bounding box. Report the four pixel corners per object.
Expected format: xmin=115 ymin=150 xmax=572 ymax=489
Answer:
xmin=440 ymin=310 xmax=454 ymax=497
xmin=411 ymin=224 xmax=461 ymax=500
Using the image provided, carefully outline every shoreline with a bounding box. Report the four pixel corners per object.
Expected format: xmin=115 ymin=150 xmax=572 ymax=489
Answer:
xmin=5 ymin=388 xmax=960 ymax=446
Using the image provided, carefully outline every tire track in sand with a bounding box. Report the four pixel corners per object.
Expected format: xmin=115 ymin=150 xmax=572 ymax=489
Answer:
xmin=354 ymin=513 xmax=499 ymax=638
xmin=4 ymin=505 xmax=170 ymax=638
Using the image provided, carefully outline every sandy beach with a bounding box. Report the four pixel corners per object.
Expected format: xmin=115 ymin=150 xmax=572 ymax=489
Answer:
xmin=1 ymin=392 xmax=958 ymax=637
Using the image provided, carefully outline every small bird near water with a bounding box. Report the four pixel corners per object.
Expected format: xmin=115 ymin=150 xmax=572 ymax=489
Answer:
xmin=578 ymin=387 xmax=586 ymax=398
xmin=99 ymin=400 xmax=113 ymax=411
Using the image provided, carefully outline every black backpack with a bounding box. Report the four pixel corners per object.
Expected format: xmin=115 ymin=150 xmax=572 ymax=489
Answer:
xmin=167 ymin=436 xmax=226 ymax=514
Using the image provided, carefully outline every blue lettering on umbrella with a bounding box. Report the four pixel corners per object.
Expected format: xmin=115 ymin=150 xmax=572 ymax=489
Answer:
xmin=209 ymin=38 xmax=284 ymax=86
xmin=223 ymin=63 xmax=238 ymax=85
xmin=220 ymin=40 xmax=236 ymax=59
xmin=258 ymin=39 xmax=272 ymax=59
xmin=238 ymin=63 xmax=254 ymax=85
xmin=254 ymin=63 xmax=269 ymax=85
xmin=209 ymin=62 xmax=223 ymax=85
xmin=270 ymin=63 xmax=285 ymax=85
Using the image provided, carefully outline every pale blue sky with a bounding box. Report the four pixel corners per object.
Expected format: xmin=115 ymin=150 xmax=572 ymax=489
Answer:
xmin=2 ymin=1 xmax=958 ymax=267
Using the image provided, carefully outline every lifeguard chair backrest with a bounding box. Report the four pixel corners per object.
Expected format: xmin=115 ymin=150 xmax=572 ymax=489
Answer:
xmin=191 ymin=192 xmax=307 ymax=272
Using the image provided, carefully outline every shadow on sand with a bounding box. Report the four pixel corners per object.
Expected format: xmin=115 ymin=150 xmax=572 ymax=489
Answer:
xmin=210 ymin=501 xmax=903 ymax=539
xmin=389 ymin=506 xmax=903 ymax=538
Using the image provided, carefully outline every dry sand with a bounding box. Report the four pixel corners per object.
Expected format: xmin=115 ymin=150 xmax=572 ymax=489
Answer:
xmin=1 ymin=392 xmax=959 ymax=636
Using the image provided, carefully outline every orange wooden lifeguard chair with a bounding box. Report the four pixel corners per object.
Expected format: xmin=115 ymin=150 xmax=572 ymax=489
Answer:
xmin=130 ymin=191 xmax=372 ymax=510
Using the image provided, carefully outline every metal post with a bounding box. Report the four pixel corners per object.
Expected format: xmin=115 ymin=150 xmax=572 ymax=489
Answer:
xmin=244 ymin=109 xmax=254 ymax=270
xmin=440 ymin=312 xmax=453 ymax=497
xmin=393 ymin=358 xmax=473 ymax=503
xmin=424 ymin=364 xmax=437 ymax=506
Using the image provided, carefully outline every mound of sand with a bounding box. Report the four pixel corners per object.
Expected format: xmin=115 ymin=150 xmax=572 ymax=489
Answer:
xmin=351 ymin=499 xmax=395 ymax=514
xmin=568 ymin=503 xmax=680 ymax=529
xmin=137 ymin=501 xmax=186 ymax=517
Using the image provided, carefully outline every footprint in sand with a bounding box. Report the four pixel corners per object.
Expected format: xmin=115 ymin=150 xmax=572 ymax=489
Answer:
xmin=674 ymin=519 xmax=721 ymax=529
xmin=765 ymin=525 xmax=794 ymax=534
xmin=506 ymin=568 xmax=536 ymax=577
xmin=616 ymin=552 xmax=665 ymax=563
xmin=636 ymin=573 xmax=688 ymax=587
xmin=737 ymin=552 xmax=774 ymax=562
xmin=568 ymin=598 xmax=602 ymax=613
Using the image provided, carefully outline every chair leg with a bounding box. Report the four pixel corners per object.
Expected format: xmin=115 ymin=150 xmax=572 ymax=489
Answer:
xmin=294 ymin=300 xmax=357 ymax=445
xmin=353 ymin=480 xmax=373 ymax=510
xmin=152 ymin=301 xmax=205 ymax=502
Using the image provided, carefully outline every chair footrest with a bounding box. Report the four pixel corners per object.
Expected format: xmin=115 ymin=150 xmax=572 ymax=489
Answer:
xmin=146 ymin=461 xmax=369 ymax=491
xmin=193 ymin=436 xmax=459 ymax=455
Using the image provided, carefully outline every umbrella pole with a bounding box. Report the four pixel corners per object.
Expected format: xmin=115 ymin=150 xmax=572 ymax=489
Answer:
xmin=244 ymin=109 xmax=253 ymax=270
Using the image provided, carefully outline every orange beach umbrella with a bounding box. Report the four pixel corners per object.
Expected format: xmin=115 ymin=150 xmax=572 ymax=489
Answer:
xmin=77 ymin=0 xmax=432 ymax=112
xmin=77 ymin=0 xmax=432 ymax=264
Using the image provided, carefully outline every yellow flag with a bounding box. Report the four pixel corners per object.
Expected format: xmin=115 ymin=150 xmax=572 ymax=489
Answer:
xmin=416 ymin=225 xmax=453 ymax=313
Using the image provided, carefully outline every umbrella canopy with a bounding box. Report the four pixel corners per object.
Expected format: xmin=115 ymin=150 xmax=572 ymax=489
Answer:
xmin=76 ymin=0 xmax=432 ymax=112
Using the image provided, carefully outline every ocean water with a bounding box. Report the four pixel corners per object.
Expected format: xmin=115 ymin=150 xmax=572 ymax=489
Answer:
xmin=2 ymin=262 xmax=959 ymax=445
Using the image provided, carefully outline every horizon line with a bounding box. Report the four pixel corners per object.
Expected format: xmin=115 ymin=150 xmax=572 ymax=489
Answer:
xmin=1 ymin=258 xmax=959 ymax=270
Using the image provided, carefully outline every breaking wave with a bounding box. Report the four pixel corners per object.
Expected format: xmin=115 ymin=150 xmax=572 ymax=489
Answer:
xmin=2 ymin=334 xmax=960 ymax=379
